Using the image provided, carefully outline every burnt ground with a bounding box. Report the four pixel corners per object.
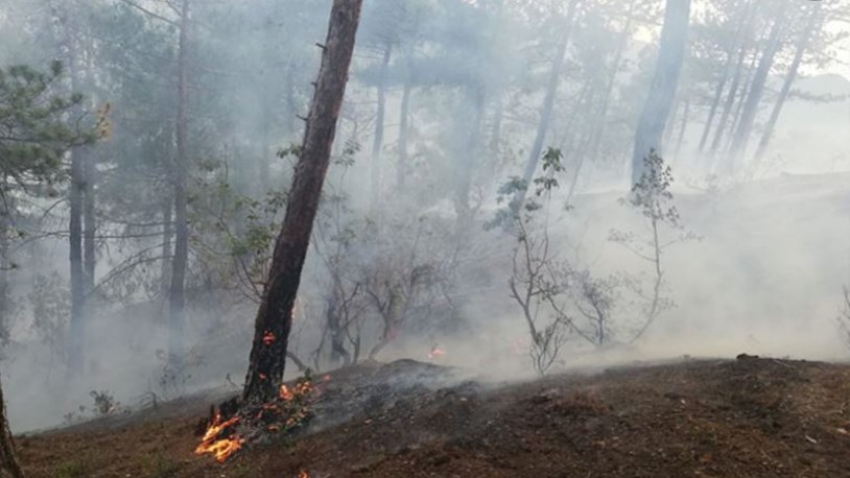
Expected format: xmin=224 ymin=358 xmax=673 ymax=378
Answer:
xmin=15 ymin=356 xmax=850 ymax=478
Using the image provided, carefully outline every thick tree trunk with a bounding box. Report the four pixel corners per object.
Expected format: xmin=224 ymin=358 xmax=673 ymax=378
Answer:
xmin=169 ymin=0 xmax=190 ymax=368
xmin=0 ymin=376 xmax=23 ymax=478
xmin=370 ymin=44 xmax=391 ymax=210
xmin=631 ymin=0 xmax=691 ymax=186
xmin=161 ymin=196 xmax=173 ymax=299
xmin=752 ymin=5 xmax=821 ymax=165
xmin=0 ymin=200 xmax=11 ymax=345
xmin=242 ymin=0 xmax=363 ymax=404
xmin=83 ymin=154 xmax=95 ymax=293
xmin=326 ymin=280 xmax=352 ymax=366
xmin=662 ymin=94 xmax=681 ymax=148
xmin=513 ymin=0 xmax=579 ymax=210
xmin=674 ymin=97 xmax=690 ymax=156
xmin=69 ymin=149 xmax=84 ymax=375
xmin=727 ymin=2 xmax=787 ymax=170
xmin=67 ymin=48 xmax=85 ymax=376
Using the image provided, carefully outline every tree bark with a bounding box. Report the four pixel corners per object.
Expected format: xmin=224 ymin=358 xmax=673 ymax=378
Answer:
xmin=631 ymin=0 xmax=691 ymax=186
xmin=674 ymin=97 xmax=690 ymax=156
xmin=243 ymin=0 xmax=363 ymax=404
xmin=169 ymin=0 xmax=190 ymax=368
xmin=752 ymin=4 xmax=821 ymax=165
xmin=161 ymin=195 xmax=173 ymax=299
xmin=67 ymin=45 xmax=85 ymax=376
xmin=83 ymin=153 xmax=95 ymax=293
xmin=513 ymin=0 xmax=580 ymax=210
xmin=370 ymin=44 xmax=391 ymax=210
xmin=0 ymin=376 xmax=23 ymax=478
xmin=69 ymin=150 xmax=85 ymax=375
xmin=662 ymin=93 xmax=681 ymax=148
xmin=727 ymin=1 xmax=788 ymax=170
xmin=0 ymin=197 xmax=11 ymax=346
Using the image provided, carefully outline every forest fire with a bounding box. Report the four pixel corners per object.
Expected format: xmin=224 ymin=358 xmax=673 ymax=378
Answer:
xmin=195 ymin=375 xmax=318 ymax=463
xmin=194 ymin=414 xmax=244 ymax=462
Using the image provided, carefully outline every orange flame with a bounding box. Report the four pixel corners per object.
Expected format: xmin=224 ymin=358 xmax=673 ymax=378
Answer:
xmin=195 ymin=413 xmax=244 ymax=462
xmin=197 ymin=378 xmax=316 ymax=463
xmin=297 ymin=471 xmax=309 ymax=478
xmin=262 ymin=331 xmax=276 ymax=346
xmin=279 ymin=380 xmax=313 ymax=402
xmin=279 ymin=384 xmax=294 ymax=401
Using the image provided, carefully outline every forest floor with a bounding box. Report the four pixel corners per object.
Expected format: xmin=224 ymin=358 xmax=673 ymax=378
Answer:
xmin=15 ymin=355 xmax=850 ymax=478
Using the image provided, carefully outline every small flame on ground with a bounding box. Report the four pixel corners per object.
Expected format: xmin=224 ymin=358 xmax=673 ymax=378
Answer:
xmin=279 ymin=384 xmax=294 ymax=401
xmin=297 ymin=471 xmax=309 ymax=478
xmin=194 ymin=413 xmax=244 ymax=462
xmin=197 ymin=377 xmax=316 ymax=463
xmin=280 ymin=380 xmax=314 ymax=401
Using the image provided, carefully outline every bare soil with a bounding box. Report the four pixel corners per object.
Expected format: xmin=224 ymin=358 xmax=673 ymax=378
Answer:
xmin=15 ymin=356 xmax=850 ymax=478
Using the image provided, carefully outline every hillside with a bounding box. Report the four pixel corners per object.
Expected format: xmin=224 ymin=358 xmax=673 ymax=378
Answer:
xmin=14 ymin=356 xmax=850 ymax=478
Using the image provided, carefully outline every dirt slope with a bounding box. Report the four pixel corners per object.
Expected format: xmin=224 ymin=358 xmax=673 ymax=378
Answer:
xmin=16 ymin=356 xmax=850 ymax=478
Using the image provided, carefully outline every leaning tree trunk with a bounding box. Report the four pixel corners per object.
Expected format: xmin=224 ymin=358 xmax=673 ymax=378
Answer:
xmin=725 ymin=51 xmax=758 ymax=153
xmin=698 ymin=48 xmax=735 ymax=153
xmin=709 ymin=28 xmax=756 ymax=157
xmin=512 ymin=0 xmax=579 ymax=211
xmin=169 ymin=0 xmax=190 ymax=368
xmin=752 ymin=4 xmax=821 ymax=165
xmin=243 ymin=0 xmax=363 ymax=404
xmin=726 ymin=1 xmax=787 ymax=171
xmin=0 ymin=376 xmax=23 ymax=478
xmin=698 ymin=0 xmax=754 ymax=154
xmin=630 ymin=0 xmax=691 ymax=186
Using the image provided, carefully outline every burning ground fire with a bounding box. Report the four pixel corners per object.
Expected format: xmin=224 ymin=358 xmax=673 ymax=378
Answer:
xmin=195 ymin=374 xmax=322 ymax=463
